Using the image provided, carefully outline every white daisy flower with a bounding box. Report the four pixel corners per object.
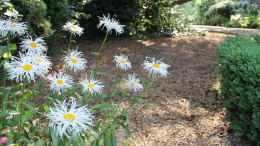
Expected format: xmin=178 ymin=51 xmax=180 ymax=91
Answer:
xmin=142 ymin=57 xmax=170 ymax=77
xmin=0 ymin=18 xmax=7 ymax=36
xmin=20 ymin=35 xmax=47 ymax=53
xmin=97 ymin=14 xmax=125 ymax=35
xmin=7 ymin=52 xmax=45 ymax=82
xmin=61 ymin=49 xmax=87 ymax=72
xmin=62 ymin=21 xmax=84 ymax=36
xmin=114 ymin=54 xmax=131 ymax=71
xmin=28 ymin=52 xmax=52 ymax=73
xmin=48 ymin=71 xmax=73 ymax=93
xmin=125 ymin=74 xmax=143 ymax=92
xmin=79 ymin=77 xmax=104 ymax=95
xmin=46 ymin=99 xmax=94 ymax=139
xmin=5 ymin=17 xmax=27 ymax=37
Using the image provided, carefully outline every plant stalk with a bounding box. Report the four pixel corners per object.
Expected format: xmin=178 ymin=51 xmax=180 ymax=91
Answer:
xmin=94 ymin=32 xmax=109 ymax=77
xmin=109 ymin=69 xmax=120 ymax=103
xmin=19 ymin=80 xmax=26 ymax=138
xmin=68 ymin=32 xmax=73 ymax=51
xmin=0 ymin=71 xmax=7 ymax=136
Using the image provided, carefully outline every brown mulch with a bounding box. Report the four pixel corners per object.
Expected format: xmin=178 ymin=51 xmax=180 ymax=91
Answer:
xmin=33 ymin=32 xmax=251 ymax=145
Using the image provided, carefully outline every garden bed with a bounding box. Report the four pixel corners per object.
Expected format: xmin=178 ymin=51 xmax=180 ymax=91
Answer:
xmin=30 ymin=32 xmax=251 ymax=145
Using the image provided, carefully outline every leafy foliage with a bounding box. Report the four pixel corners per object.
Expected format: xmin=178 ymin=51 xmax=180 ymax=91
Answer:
xmin=184 ymin=0 xmax=260 ymax=28
xmin=217 ymin=35 xmax=260 ymax=144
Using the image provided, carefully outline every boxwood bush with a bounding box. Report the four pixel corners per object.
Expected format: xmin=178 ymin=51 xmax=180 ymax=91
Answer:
xmin=217 ymin=35 xmax=260 ymax=144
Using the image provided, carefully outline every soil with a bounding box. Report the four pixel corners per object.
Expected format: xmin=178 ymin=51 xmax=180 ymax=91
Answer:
xmin=10 ymin=32 xmax=253 ymax=145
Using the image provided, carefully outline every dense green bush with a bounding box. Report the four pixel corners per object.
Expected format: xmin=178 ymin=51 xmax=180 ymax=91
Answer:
xmin=205 ymin=0 xmax=234 ymax=26
xmin=217 ymin=35 xmax=260 ymax=144
xmin=183 ymin=0 xmax=260 ymax=28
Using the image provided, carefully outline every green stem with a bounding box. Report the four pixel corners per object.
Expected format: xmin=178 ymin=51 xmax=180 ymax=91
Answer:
xmin=94 ymin=32 xmax=109 ymax=77
xmin=7 ymin=32 xmax=10 ymax=62
xmin=113 ymin=90 xmax=126 ymax=117
xmin=31 ymin=82 xmax=36 ymax=120
xmin=19 ymin=80 xmax=26 ymax=139
xmin=109 ymin=69 xmax=120 ymax=103
xmin=68 ymin=32 xmax=73 ymax=51
xmin=0 ymin=71 xmax=7 ymax=136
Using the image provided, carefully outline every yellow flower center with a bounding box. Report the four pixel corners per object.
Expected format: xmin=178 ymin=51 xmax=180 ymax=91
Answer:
xmin=121 ymin=60 xmax=126 ymax=63
xmin=30 ymin=42 xmax=37 ymax=48
xmin=23 ymin=64 xmax=33 ymax=71
xmin=63 ymin=113 xmax=75 ymax=122
xmin=88 ymin=84 xmax=95 ymax=88
xmin=35 ymin=59 xmax=41 ymax=62
xmin=108 ymin=22 xmax=112 ymax=26
xmin=10 ymin=22 xmax=16 ymax=27
xmin=153 ymin=63 xmax=160 ymax=68
xmin=71 ymin=25 xmax=76 ymax=29
xmin=57 ymin=80 xmax=64 ymax=85
xmin=71 ymin=58 xmax=77 ymax=63
xmin=131 ymin=82 xmax=135 ymax=86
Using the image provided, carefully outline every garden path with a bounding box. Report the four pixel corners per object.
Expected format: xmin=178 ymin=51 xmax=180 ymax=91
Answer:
xmin=191 ymin=25 xmax=260 ymax=36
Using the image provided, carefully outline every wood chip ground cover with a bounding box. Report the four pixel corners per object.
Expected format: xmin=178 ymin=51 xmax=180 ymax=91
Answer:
xmin=30 ymin=33 xmax=252 ymax=145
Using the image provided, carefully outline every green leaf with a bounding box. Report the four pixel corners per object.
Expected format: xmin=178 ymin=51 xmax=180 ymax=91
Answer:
xmin=73 ymin=133 xmax=79 ymax=145
xmin=138 ymin=98 xmax=149 ymax=104
xmin=79 ymin=137 xmax=85 ymax=146
xmin=43 ymin=104 xmax=50 ymax=114
xmin=90 ymin=71 xmax=94 ymax=79
xmin=43 ymin=127 xmax=49 ymax=135
xmin=118 ymin=122 xmax=132 ymax=136
xmin=22 ymin=109 xmax=34 ymax=124
xmin=111 ymin=89 xmax=117 ymax=97
xmin=50 ymin=127 xmax=62 ymax=146
xmin=103 ymin=108 xmax=108 ymax=118
xmin=116 ymin=116 xmax=127 ymax=121
xmin=65 ymin=139 xmax=72 ymax=146
xmin=89 ymin=129 xmax=100 ymax=140
xmin=9 ymin=43 xmax=17 ymax=51
xmin=91 ymin=52 xmax=99 ymax=56
xmin=91 ymin=103 xmax=111 ymax=109
xmin=90 ymin=141 xmax=99 ymax=146
xmin=96 ymin=72 xmax=106 ymax=76
xmin=92 ymin=94 xmax=107 ymax=98
xmin=35 ymin=139 xmax=44 ymax=146
xmin=23 ymin=90 xmax=33 ymax=99
xmin=111 ymin=134 xmax=116 ymax=146
xmin=94 ymin=120 xmax=101 ymax=131
xmin=35 ymin=81 xmax=44 ymax=91
xmin=0 ymin=111 xmax=9 ymax=118
xmin=111 ymin=105 xmax=116 ymax=116
xmin=130 ymin=98 xmax=138 ymax=107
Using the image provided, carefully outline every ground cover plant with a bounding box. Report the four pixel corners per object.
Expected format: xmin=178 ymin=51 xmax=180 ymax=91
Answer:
xmin=0 ymin=14 xmax=171 ymax=145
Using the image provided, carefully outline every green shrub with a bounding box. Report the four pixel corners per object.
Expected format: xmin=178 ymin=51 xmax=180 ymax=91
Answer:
xmin=240 ymin=16 xmax=258 ymax=28
xmin=205 ymin=0 xmax=234 ymax=25
xmin=229 ymin=13 xmax=242 ymax=27
xmin=217 ymin=35 xmax=260 ymax=144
